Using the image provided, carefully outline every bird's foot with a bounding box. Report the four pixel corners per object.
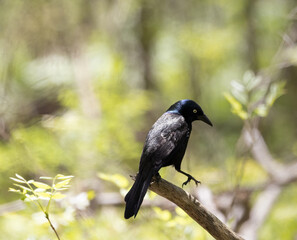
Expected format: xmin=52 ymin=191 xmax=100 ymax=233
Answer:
xmin=129 ymin=174 xmax=137 ymax=181
xmin=155 ymin=172 xmax=161 ymax=181
xmin=151 ymin=173 xmax=161 ymax=184
xmin=182 ymin=176 xmax=201 ymax=188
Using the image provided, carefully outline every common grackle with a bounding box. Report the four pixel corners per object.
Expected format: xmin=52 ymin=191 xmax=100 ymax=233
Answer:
xmin=124 ymin=99 xmax=212 ymax=219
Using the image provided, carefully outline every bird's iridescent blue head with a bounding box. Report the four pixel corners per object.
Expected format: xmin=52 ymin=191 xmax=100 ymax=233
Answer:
xmin=167 ymin=99 xmax=213 ymax=126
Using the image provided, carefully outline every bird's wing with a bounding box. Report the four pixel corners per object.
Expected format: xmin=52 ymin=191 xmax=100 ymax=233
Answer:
xmin=139 ymin=113 xmax=189 ymax=173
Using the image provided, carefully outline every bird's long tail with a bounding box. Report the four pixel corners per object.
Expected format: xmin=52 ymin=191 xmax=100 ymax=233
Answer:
xmin=124 ymin=170 xmax=153 ymax=219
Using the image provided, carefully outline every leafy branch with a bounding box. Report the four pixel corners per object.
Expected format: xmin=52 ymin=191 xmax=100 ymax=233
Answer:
xmin=224 ymin=70 xmax=285 ymax=121
xmin=223 ymin=70 xmax=297 ymax=239
xmin=9 ymin=174 xmax=74 ymax=240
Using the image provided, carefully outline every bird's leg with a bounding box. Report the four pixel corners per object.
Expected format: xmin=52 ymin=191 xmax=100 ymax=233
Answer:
xmin=176 ymin=169 xmax=201 ymax=187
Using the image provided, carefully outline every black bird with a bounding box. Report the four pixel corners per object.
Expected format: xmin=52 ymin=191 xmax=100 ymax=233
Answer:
xmin=124 ymin=99 xmax=212 ymax=219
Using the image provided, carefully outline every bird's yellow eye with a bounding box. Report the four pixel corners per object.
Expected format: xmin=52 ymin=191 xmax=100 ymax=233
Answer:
xmin=193 ymin=109 xmax=197 ymax=113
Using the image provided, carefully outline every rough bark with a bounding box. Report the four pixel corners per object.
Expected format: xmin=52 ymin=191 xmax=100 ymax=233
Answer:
xmin=149 ymin=177 xmax=244 ymax=240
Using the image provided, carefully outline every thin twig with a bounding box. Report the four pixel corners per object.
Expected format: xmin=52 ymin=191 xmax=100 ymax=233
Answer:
xmin=45 ymin=213 xmax=61 ymax=240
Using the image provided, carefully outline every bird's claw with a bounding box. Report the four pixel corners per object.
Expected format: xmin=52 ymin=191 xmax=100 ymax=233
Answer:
xmin=182 ymin=177 xmax=201 ymax=188
xmin=151 ymin=173 xmax=161 ymax=184
xmin=155 ymin=173 xmax=161 ymax=181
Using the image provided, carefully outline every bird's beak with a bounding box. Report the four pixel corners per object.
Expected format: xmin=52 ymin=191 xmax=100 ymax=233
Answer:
xmin=198 ymin=114 xmax=213 ymax=126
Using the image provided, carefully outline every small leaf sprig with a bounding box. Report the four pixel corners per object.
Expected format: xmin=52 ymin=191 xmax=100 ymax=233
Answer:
xmin=9 ymin=174 xmax=74 ymax=240
xmin=224 ymin=70 xmax=285 ymax=120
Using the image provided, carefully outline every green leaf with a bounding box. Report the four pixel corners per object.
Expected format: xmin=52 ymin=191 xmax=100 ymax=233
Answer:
xmin=253 ymin=81 xmax=286 ymax=117
xmin=32 ymin=181 xmax=51 ymax=190
xmin=57 ymin=187 xmax=70 ymax=191
xmin=56 ymin=175 xmax=74 ymax=180
xmin=8 ymin=188 xmax=21 ymax=193
xmin=247 ymin=75 xmax=262 ymax=91
xmin=243 ymin=70 xmax=255 ymax=85
xmin=52 ymin=192 xmax=66 ymax=199
xmin=231 ymin=81 xmax=245 ymax=93
xmin=34 ymin=188 xmax=46 ymax=193
xmin=224 ymin=93 xmax=248 ymax=120
xmin=98 ymin=172 xmax=129 ymax=189
xmin=242 ymin=70 xmax=262 ymax=91
xmin=230 ymin=80 xmax=248 ymax=104
xmin=24 ymin=194 xmax=38 ymax=201
xmin=40 ymin=176 xmax=53 ymax=180
xmin=36 ymin=192 xmax=51 ymax=199
xmin=267 ymin=81 xmax=286 ymax=107
xmin=54 ymin=179 xmax=71 ymax=189
xmin=231 ymin=88 xmax=248 ymax=105
xmin=55 ymin=174 xmax=65 ymax=179
xmin=15 ymin=174 xmax=26 ymax=181
xmin=10 ymin=177 xmax=25 ymax=184
xmin=254 ymin=104 xmax=268 ymax=117
xmin=13 ymin=184 xmax=32 ymax=192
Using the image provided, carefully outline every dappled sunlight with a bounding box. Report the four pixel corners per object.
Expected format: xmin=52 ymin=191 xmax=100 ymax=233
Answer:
xmin=0 ymin=0 xmax=297 ymax=239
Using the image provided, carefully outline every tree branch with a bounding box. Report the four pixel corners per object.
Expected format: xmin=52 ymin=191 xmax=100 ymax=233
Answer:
xmin=239 ymin=183 xmax=281 ymax=239
xmin=239 ymin=126 xmax=297 ymax=239
xmin=243 ymin=127 xmax=284 ymax=178
xmin=149 ymin=177 xmax=244 ymax=240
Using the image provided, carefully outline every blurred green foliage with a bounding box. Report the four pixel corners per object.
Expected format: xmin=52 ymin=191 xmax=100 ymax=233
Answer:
xmin=9 ymin=174 xmax=74 ymax=239
xmin=225 ymin=70 xmax=286 ymax=119
xmin=0 ymin=0 xmax=297 ymax=239
xmin=259 ymin=184 xmax=297 ymax=240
